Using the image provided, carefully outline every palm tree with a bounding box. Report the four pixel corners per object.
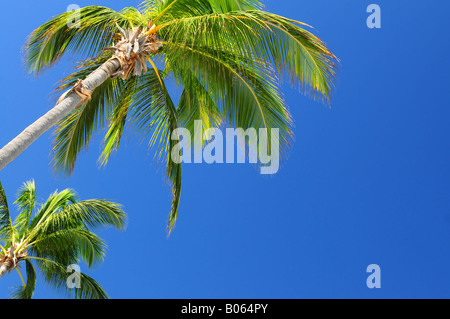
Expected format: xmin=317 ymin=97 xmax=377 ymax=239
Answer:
xmin=0 ymin=180 xmax=126 ymax=299
xmin=0 ymin=0 xmax=338 ymax=233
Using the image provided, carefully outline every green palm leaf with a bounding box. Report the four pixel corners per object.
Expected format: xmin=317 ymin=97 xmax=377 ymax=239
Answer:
xmin=10 ymin=260 xmax=36 ymax=299
xmin=25 ymin=6 xmax=134 ymax=75
xmin=52 ymin=54 xmax=137 ymax=175
xmin=31 ymin=228 xmax=106 ymax=268
xmin=166 ymin=44 xmax=293 ymax=155
xmin=128 ymin=63 xmax=182 ymax=233
xmin=0 ymin=182 xmax=15 ymax=243
xmin=28 ymin=189 xmax=78 ymax=232
xmin=36 ymin=200 xmax=127 ymax=234
xmin=34 ymin=257 xmax=108 ymax=299
xmin=159 ymin=10 xmax=337 ymax=101
xmin=14 ymin=180 xmax=36 ymax=238
xmin=176 ymin=71 xmax=222 ymax=148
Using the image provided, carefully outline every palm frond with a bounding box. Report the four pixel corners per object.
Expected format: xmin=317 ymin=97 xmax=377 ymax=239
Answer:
xmin=25 ymin=6 xmax=133 ymax=75
xmin=34 ymin=258 xmax=108 ymax=299
xmin=99 ymin=78 xmax=140 ymax=166
xmin=159 ymin=10 xmax=338 ymax=102
xmin=36 ymin=200 xmax=127 ymax=234
xmin=14 ymin=180 xmax=36 ymax=238
xmin=166 ymin=44 xmax=293 ymax=157
xmin=28 ymin=189 xmax=78 ymax=233
xmin=127 ymin=62 xmax=182 ymax=233
xmin=151 ymin=0 xmax=263 ymax=24
xmin=176 ymin=71 xmax=222 ymax=148
xmin=152 ymin=0 xmax=214 ymax=24
xmin=31 ymin=229 xmax=107 ymax=268
xmin=127 ymin=69 xmax=171 ymax=159
xmin=10 ymin=260 xmax=36 ymax=299
xmin=0 ymin=182 xmax=15 ymax=243
xmin=52 ymin=54 xmax=135 ymax=175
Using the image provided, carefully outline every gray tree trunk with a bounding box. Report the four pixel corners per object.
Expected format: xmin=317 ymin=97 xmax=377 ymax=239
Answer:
xmin=0 ymin=259 xmax=13 ymax=279
xmin=0 ymin=58 xmax=120 ymax=171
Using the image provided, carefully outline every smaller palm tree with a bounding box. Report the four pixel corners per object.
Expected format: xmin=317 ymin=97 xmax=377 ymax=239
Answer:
xmin=0 ymin=180 xmax=126 ymax=299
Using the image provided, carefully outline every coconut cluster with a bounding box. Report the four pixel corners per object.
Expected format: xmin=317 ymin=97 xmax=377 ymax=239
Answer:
xmin=108 ymin=23 xmax=163 ymax=80
xmin=0 ymin=242 xmax=28 ymax=272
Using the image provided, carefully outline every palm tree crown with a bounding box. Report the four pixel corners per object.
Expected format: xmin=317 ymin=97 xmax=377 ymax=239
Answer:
xmin=0 ymin=180 xmax=126 ymax=299
xmin=7 ymin=0 xmax=338 ymax=233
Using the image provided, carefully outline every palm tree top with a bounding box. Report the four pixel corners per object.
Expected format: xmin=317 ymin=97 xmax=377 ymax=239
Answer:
xmin=21 ymin=0 xmax=338 ymax=234
xmin=0 ymin=180 xmax=126 ymax=299
xmin=27 ymin=0 xmax=338 ymax=96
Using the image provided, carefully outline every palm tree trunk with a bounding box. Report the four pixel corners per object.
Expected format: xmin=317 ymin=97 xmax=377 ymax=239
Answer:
xmin=0 ymin=259 xmax=13 ymax=279
xmin=0 ymin=59 xmax=120 ymax=171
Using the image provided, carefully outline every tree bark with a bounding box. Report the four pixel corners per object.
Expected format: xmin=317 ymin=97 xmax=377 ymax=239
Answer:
xmin=0 ymin=259 xmax=13 ymax=279
xmin=0 ymin=58 xmax=120 ymax=171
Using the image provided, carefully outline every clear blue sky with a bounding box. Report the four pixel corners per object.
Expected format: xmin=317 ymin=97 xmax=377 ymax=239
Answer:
xmin=0 ymin=0 xmax=449 ymax=299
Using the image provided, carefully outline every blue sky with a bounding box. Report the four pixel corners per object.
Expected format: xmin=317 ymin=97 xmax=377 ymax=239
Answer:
xmin=0 ymin=0 xmax=449 ymax=299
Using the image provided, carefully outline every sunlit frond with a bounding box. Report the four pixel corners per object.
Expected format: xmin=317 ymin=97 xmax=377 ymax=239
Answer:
xmin=166 ymin=44 xmax=293 ymax=157
xmin=28 ymin=189 xmax=78 ymax=232
xmin=127 ymin=63 xmax=182 ymax=233
xmin=14 ymin=180 xmax=36 ymax=238
xmin=0 ymin=182 xmax=15 ymax=243
xmin=158 ymin=10 xmax=338 ymax=102
xmin=150 ymin=0 xmax=264 ymax=24
xmin=177 ymin=71 xmax=223 ymax=147
xmin=33 ymin=257 xmax=108 ymax=299
xmin=31 ymin=229 xmax=107 ymax=268
xmin=10 ymin=260 xmax=36 ymax=299
xmin=25 ymin=6 xmax=126 ymax=75
xmin=52 ymin=53 xmax=135 ymax=175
